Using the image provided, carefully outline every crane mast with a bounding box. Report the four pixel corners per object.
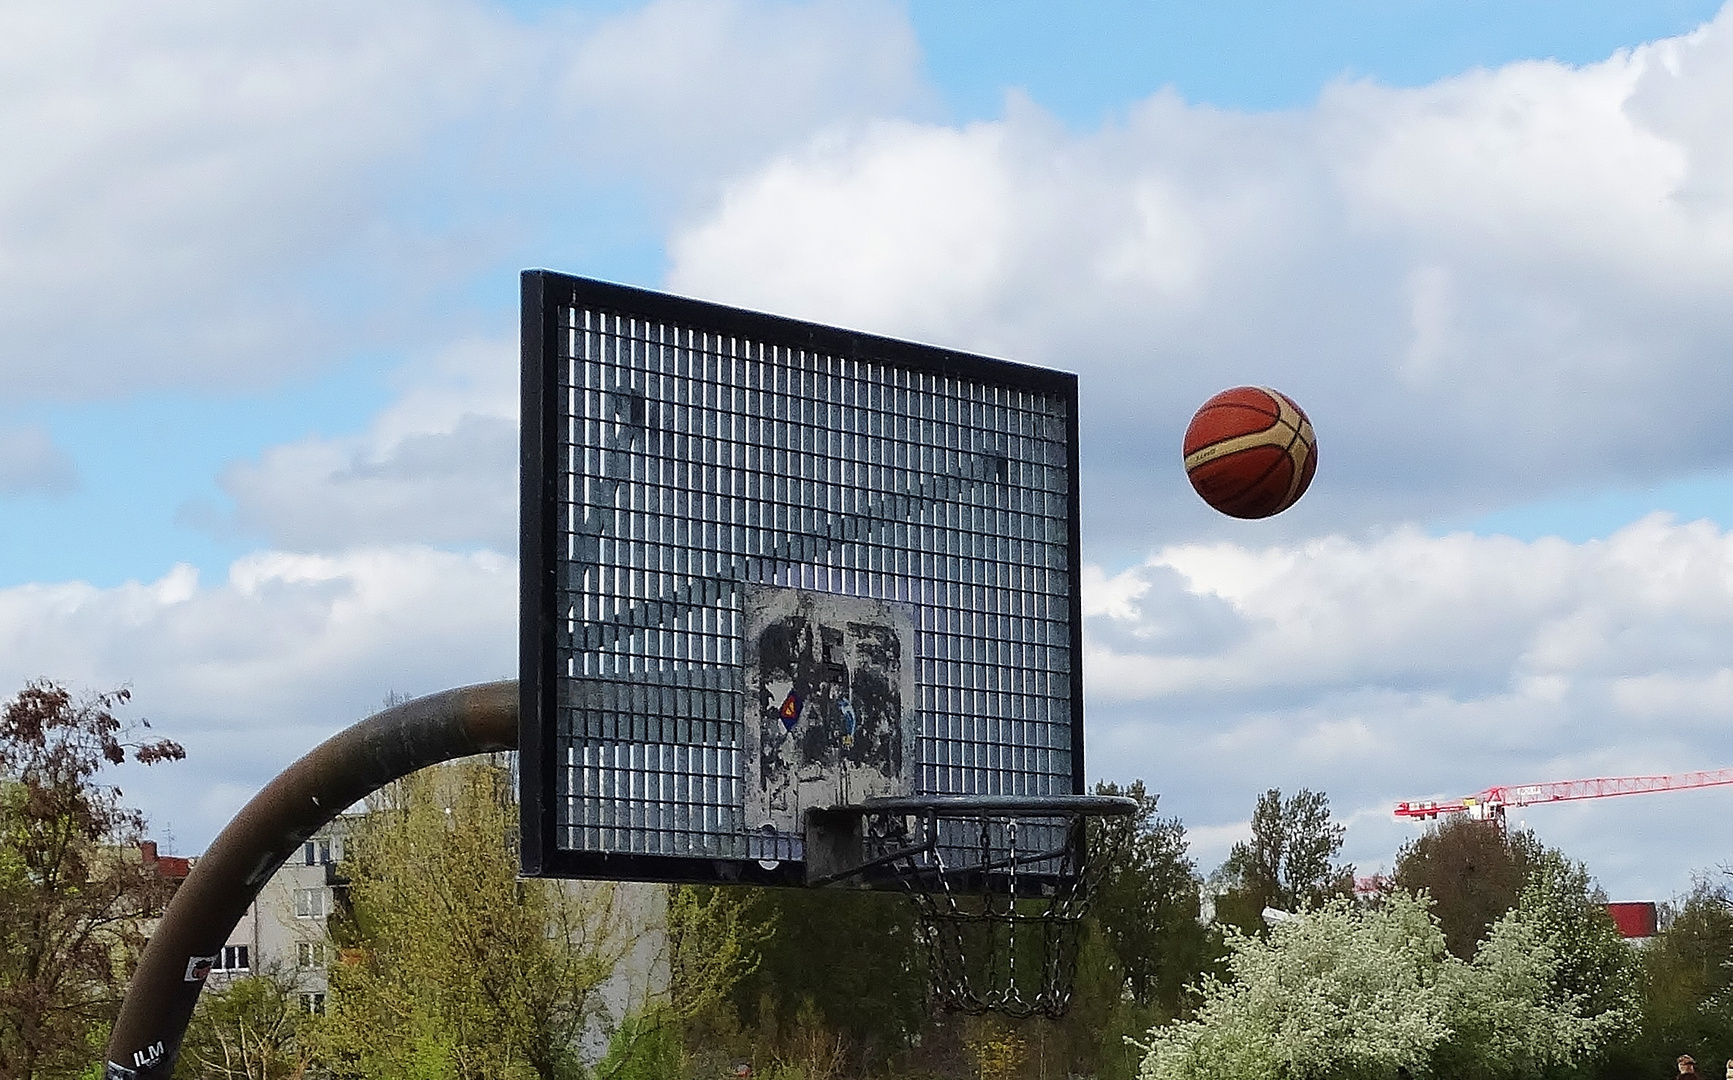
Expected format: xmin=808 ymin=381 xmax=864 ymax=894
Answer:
xmin=1395 ymin=768 xmax=1733 ymax=825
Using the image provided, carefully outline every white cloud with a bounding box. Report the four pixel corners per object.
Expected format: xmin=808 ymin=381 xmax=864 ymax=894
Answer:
xmin=0 ymin=0 xmax=511 ymax=398
xmin=201 ymin=336 xmax=519 ymax=550
xmin=668 ymin=9 xmax=1733 ymax=551
xmin=554 ymin=0 xmax=930 ymax=195
xmin=0 ymin=0 xmax=926 ymax=401
xmin=0 ymin=545 xmax=515 ymax=851
xmin=1083 ymin=514 xmax=1733 ymax=899
xmin=3 ymin=512 xmax=1724 ymax=899
xmin=0 ymin=424 xmax=77 ymax=494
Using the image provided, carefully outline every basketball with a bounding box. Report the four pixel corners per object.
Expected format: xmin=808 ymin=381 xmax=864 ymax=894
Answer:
xmin=1183 ymin=386 xmax=1317 ymax=519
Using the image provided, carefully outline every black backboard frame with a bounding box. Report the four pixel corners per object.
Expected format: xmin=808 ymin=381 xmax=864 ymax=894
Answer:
xmin=520 ymin=270 xmax=1084 ymax=884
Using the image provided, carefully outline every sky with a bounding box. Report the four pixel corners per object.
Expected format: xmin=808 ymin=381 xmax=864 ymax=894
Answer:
xmin=3 ymin=0 xmax=1733 ymax=904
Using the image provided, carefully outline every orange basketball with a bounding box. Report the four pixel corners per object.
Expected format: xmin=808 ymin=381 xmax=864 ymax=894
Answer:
xmin=1183 ymin=386 xmax=1317 ymax=519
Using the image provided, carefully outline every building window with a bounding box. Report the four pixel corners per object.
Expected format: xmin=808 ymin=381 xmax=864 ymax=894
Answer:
xmin=302 ymin=838 xmax=333 ymax=866
xmin=297 ymin=942 xmax=330 ymax=969
xmin=294 ymin=887 xmax=328 ymax=919
xmin=299 ymin=992 xmax=326 ymax=1015
xmin=213 ymin=945 xmax=249 ymax=972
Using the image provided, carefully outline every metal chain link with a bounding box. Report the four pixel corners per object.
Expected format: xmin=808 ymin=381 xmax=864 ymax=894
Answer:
xmin=871 ymin=805 xmax=1130 ymax=1019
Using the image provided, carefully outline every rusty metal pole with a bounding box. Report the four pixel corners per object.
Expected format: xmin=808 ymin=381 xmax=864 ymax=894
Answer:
xmin=103 ymin=680 xmax=517 ymax=1079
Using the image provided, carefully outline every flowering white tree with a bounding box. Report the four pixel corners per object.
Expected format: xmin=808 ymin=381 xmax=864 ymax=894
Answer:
xmin=1139 ymin=894 xmax=1451 ymax=1080
xmin=1434 ymin=853 xmax=1637 ymax=1077
xmin=1139 ymin=886 xmax=1634 ymax=1080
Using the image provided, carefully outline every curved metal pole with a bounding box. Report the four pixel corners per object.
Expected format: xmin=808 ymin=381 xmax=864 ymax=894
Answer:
xmin=104 ymin=680 xmax=518 ymax=1079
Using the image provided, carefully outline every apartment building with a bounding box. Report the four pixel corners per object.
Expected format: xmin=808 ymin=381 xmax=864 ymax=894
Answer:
xmin=166 ymin=813 xmax=665 ymax=1039
xmin=200 ymin=821 xmax=348 ymax=1013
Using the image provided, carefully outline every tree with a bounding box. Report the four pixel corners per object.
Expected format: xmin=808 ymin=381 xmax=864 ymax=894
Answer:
xmin=719 ymin=884 xmax=926 ymax=1074
xmin=1211 ymin=788 xmax=1352 ymax=932
xmin=1138 ymin=887 xmax=1634 ymax=1080
xmin=316 ymin=758 xmax=634 ymax=1079
xmin=1516 ymin=847 xmax=1640 ymax=1040
xmin=1089 ymin=780 xmax=1210 ymax=1017
xmin=174 ymin=963 xmax=317 ymax=1079
xmin=1432 ymin=850 xmax=1637 ymax=1079
xmin=1045 ymin=782 xmax=1214 ymax=1080
xmin=1138 ymin=894 xmax=1452 ymax=1080
xmin=1393 ymin=816 xmax=1543 ymax=959
xmin=0 ymin=680 xmax=184 ymax=1080
xmin=623 ymin=883 xmax=767 ymax=1080
xmin=1601 ymin=877 xmax=1733 ymax=1077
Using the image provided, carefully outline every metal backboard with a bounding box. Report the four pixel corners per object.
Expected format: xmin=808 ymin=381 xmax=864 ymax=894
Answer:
xmin=519 ymin=271 xmax=1082 ymax=884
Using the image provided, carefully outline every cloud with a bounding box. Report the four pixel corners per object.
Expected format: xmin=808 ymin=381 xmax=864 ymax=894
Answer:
xmin=0 ymin=424 xmax=77 ymax=494
xmin=1082 ymin=513 xmax=1733 ymax=898
xmin=0 ymin=0 xmax=926 ymax=402
xmin=667 ymin=10 xmax=1733 ymax=551
xmin=12 ymin=0 xmax=1730 ymax=911
xmin=0 ymin=546 xmax=515 ymax=850
xmin=0 ymin=0 xmax=511 ymax=399
xmin=1 ymin=513 xmax=1720 ymax=901
xmin=200 ymin=337 xmax=518 ymax=550
xmin=553 ymin=0 xmax=930 ymax=195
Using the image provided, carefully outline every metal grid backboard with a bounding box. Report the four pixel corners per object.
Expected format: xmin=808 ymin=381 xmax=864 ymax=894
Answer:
xmin=520 ymin=271 xmax=1083 ymax=883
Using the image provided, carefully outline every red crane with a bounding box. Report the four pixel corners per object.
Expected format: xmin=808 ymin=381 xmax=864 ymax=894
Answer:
xmin=1395 ymin=768 xmax=1733 ymax=825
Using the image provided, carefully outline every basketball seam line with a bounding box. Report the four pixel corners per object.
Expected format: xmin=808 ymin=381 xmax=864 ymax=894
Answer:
xmin=1182 ymin=424 xmax=1296 ymax=470
xmin=1270 ymin=393 xmax=1313 ymax=510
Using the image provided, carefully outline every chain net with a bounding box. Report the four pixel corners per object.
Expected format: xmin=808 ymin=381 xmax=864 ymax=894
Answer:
xmin=859 ymin=804 xmax=1132 ymax=1019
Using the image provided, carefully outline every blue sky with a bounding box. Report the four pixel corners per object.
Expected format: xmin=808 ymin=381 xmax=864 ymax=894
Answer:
xmin=5 ymin=0 xmax=1726 ymax=590
xmin=5 ymin=0 xmax=1733 ymax=902
xmin=911 ymin=1 xmax=1723 ymax=118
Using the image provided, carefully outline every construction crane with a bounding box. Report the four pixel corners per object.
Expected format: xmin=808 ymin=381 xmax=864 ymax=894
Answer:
xmin=1395 ymin=768 xmax=1733 ymax=826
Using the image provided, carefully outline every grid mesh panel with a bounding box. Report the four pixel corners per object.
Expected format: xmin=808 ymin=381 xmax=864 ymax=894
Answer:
xmin=554 ymin=305 xmax=1075 ymax=862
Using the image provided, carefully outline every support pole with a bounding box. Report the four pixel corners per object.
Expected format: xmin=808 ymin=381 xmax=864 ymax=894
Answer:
xmin=103 ymin=680 xmax=517 ymax=1079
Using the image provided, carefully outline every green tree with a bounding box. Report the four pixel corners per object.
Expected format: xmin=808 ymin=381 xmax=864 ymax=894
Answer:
xmin=0 ymin=681 xmax=184 ymax=1080
xmin=1436 ymin=901 xmax=1630 ymax=1078
xmin=1090 ymin=780 xmax=1210 ymax=1016
xmin=316 ymin=758 xmax=633 ymax=1080
xmin=1211 ymin=787 xmax=1353 ymax=932
xmin=1603 ymin=878 xmax=1733 ymax=1076
xmin=174 ymin=963 xmax=317 ymax=1079
xmin=1052 ymin=782 xmax=1216 ymax=1080
xmin=621 ymin=883 xmax=767 ymax=1080
xmin=1393 ymin=816 xmax=1543 ymax=959
xmin=721 ymin=885 xmax=925 ymax=1074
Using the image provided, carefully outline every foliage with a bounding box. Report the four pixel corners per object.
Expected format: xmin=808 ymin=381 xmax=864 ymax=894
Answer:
xmin=1603 ymin=877 xmax=1733 ymax=1076
xmin=1042 ymin=781 xmax=1216 ymax=1080
xmin=1090 ymin=780 xmax=1213 ymax=1016
xmin=1512 ymin=846 xmax=1641 ymax=1053
xmin=1392 ymin=816 xmax=1543 ymax=959
xmin=1211 ymin=787 xmax=1353 ymax=933
xmin=597 ymin=884 xmax=767 ymax=1080
xmin=1056 ymin=923 xmax=1162 ymax=1080
xmin=663 ymin=885 xmax=766 ymax=1027
xmin=592 ymin=1012 xmax=682 ymax=1080
xmin=174 ymin=964 xmax=317 ymax=1079
xmin=0 ymin=680 xmax=184 ymax=1080
xmin=723 ymin=884 xmax=925 ymax=1072
xmin=1139 ymin=877 xmax=1635 ymax=1080
xmin=962 ymin=1016 xmax=1026 ymax=1080
xmin=315 ymin=758 xmax=631 ymax=1080
xmin=1435 ymin=900 xmax=1630 ymax=1078
xmin=1138 ymin=894 xmax=1451 ymax=1080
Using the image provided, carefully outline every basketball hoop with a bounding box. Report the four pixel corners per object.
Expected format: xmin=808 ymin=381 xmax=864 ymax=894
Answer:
xmin=806 ymin=794 xmax=1137 ymax=1019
